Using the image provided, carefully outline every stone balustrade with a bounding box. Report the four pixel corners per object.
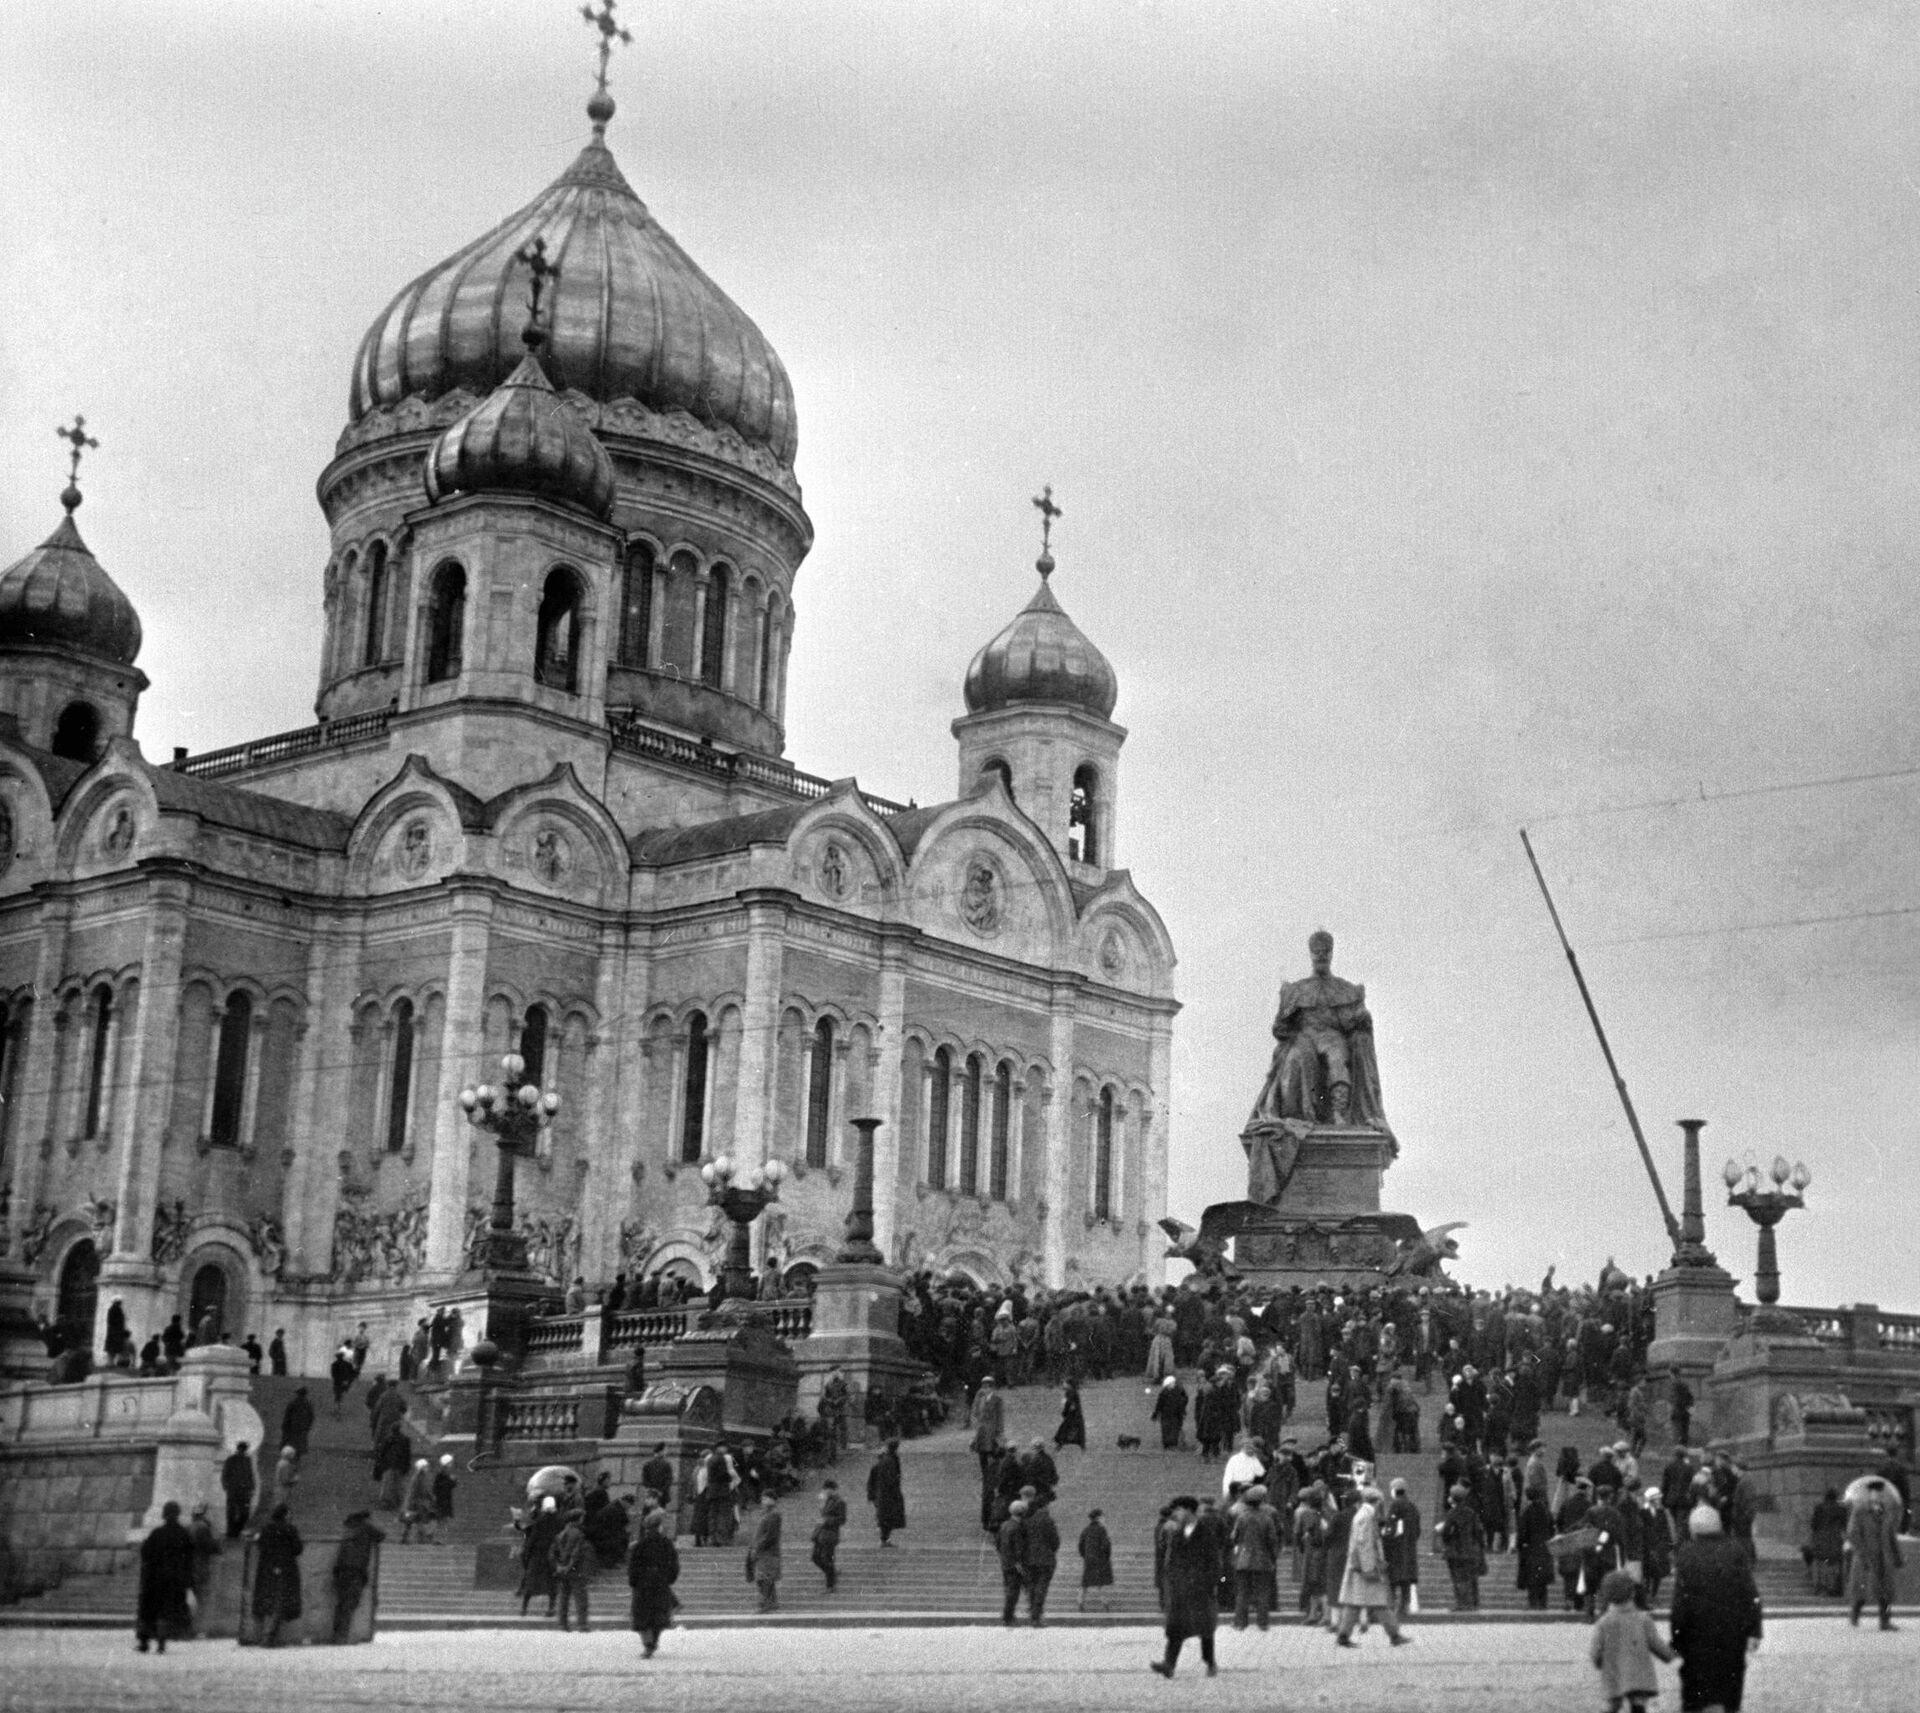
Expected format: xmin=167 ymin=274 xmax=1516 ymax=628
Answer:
xmin=501 ymin=1395 xmax=579 ymax=1441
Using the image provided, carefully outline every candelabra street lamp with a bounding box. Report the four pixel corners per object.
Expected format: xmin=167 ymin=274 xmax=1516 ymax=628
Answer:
xmin=1724 ymin=1151 xmax=1811 ymax=1329
xmin=459 ymin=1053 xmax=560 ymax=1276
xmin=700 ymin=1153 xmax=787 ymax=1302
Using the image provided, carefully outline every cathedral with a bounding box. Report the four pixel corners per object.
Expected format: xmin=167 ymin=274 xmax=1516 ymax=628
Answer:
xmin=0 ymin=65 xmax=1176 ymax=1371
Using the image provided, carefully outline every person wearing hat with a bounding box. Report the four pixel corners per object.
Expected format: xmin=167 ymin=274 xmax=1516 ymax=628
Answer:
xmin=997 ymin=1498 xmax=1029 ymax=1625
xmin=1077 ymin=1507 xmax=1114 ymax=1612
xmin=810 ymin=1478 xmax=847 ymax=1592
xmin=330 ymin=1509 xmax=385 ymax=1643
xmin=1383 ymin=1476 xmax=1422 ymax=1619
xmin=1516 ymin=1475 xmax=1557 ymax=1610
xmin=136 ymin=1501 xmax=195 ymax=1654
xmin=744 ymin=1490 xmax=782 ymax=1615
xmin=1151 ymin=1495 xmax=1221 ymax=1677
xmin=221 ymin=1439 xmax=257 ymax=1541
xmin=1845 ymin=1478 xmax=1904 ymax=1631
xmin=1020 ymin=1491 xmax=1061 ymax=1624
xmin=1556 ymin=1476 xmax=1595 ymax=1612
xmin=251 ymin=1502 xmax=304 ymax=1648
xmin=185 ymin=1501 xmax=220 ymax=1633
xmin=1335 ymin=1485 xmax=1409 ymax=1645
xmin=1229 ymin=1484 xmax=1280 ymax=1630
xmin=1294 ymin=1480 xmax=1334 ymax=1626
xmin=1437 ymin=1480 xmax=1486 ymax=1612
xmin=1589 ymin=1565 xmax=1675 ymax=1713
xmin=1670 ymin=1504 xmax=1762 ymax=1711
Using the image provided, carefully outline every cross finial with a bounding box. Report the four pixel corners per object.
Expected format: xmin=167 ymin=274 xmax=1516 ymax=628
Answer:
xmin=1031 ymin=484 xmax=1062 ymax=575
xmin=55 ymin=415 xmax=98 ymax=513
xmin=514 ymin=238 xmax=561 ymax=350
xmin=581 ymin=0 xmax=633 ymax=129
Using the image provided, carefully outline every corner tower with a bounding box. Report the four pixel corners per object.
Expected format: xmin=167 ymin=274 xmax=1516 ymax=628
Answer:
xmin=954 ymin=493 xmax=1124 ymax=875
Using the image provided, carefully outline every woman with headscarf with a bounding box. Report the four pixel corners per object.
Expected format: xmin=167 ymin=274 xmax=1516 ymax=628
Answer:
xmin=251 ymin=1503 xmax=304 ymax=1647
xmin=1669 ymin=1503 xmax=1762 ymax=1713
xmin=1151 ymin=1373 xmax=1188 ymax=1451
xmin=400 ymin=1457 xmax=436 ymax=1544
xmin=518 ymin=1494 xmax=563 ymax=1616
xmin=1294 ymin=1482 xmax=1333 ymax=1625
xmin=1144 ymin=1310 xmax=1177 ymax=1387
xmin=1054 ymin=1376 xmax=1087 ymax=1452
xmin=1334 ymin=1485 xmax=1409 ymax=1645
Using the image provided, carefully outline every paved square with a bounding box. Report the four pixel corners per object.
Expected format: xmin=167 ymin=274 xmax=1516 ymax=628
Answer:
xmin=1 ymin=1619 xmax=1912 ymax=1713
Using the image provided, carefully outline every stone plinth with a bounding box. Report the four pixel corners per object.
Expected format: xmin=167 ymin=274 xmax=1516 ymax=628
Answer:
xmin=1232 ymin=1123 xmax=1410 ymax=1289
xmin=1646 ymin=1260 xmax=1741 ymax=1446
xmin=794 ymin=1263 xmax=920 ymax=1435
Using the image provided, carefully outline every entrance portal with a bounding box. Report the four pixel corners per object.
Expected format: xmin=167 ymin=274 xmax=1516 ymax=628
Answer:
xmin=189 ymin=1262 xmax=229 ymax=1341
xmin=56 ymin=1240 xmax=100 ymax=1349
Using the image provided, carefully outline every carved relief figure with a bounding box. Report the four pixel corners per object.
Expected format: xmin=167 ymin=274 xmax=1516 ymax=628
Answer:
xmin=960 ymin=857 xmax=1002 ymax=935
xmin=1248 ymin=930 xmax=1390 ymax=1132
xmin=532 ymin=827 xmax=570 ymax=886
xmin=397 ymin=818 xmax=433 ymax=878
xmin=818 ymin=841 xmax=849 ymax=899
xmin=151 ymin=1198 xmax=191 ymax=1264
xmin=249 ymin=1215 xmax=287 ymax=1279
xmin=102 ymin=803 xmax=136 ymax=857
xmin=83 ymin=1193 xmax=116 ymax=1251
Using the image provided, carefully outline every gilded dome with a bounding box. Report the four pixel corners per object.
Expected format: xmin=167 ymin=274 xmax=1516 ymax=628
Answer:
xmin=0 ymin=495 xmax=142 ymax=667
xmin=963 ymin=561 xmax=1117 ymax=719
xmin=424 ymin=350 xmax=616 ymax=520
xmin=351 ymin=135 xmax=797 ymax=468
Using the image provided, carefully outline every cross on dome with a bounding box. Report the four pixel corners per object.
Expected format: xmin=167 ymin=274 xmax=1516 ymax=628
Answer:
xmin=581 ymin=0 xmax=634 ymax=130
xmin=1031 ymin=484 xmax=1062 ymax=576
xmin=55 ymin=415 xmax=99 ymax=512
xmin=514 ymin=237 xmax=561 ymax=349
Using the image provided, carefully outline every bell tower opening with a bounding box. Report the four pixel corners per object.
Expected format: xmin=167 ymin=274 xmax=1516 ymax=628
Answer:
xmin=52 ymin=701 xmax=102 ymax=762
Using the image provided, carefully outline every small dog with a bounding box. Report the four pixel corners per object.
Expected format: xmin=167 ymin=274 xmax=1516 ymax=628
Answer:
xmin=1116 ymin=1434 xmax=1141 ymax=1451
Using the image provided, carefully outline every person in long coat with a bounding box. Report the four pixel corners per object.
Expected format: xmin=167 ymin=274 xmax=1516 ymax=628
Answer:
xmin=1438 ymin=1482 xmax=1488 ymax=1612
xmin=1335 ymin=1486 xmax=1408 ymax=1644
xmin=1151 ymin=1374 xmax=1188 ymax=1450
xmin=518 ymin=1495 xmax=564 ymax=1615
xmin=1515 ymin=1487 xmax=1557 ymax=1609
xmin=1382 ymin=1478 xmax=1422 ymax=1618
xmin=136 ymin=1501 xmax=196 ymax=1653
xmin=1077 ymin=1508 xmax=1114 ymax=1612
xmin=251 ymin=1503 xmax=304 ymax=1647
xmin=1669 ymin=1504 xmax=1762 ymax=1713
xmin=1229 ymin=1486 xmax=1281 ymax=1631
xmin=627 ymin=1510 xmax=680 ymax=1656
xmin=1845 ymin=1478 xmax=1905 ymax=1630
xmin=867 ymin=1437 xmax=906 ymax=1545
xmin=1295 ymin=1486 xmax=1333 ymax=1624
xmin=1150 ymin=1497 xmax=1221 ymax=1678
xmin=1054 ymin=1378 xmax=1087 ymax=1452
xmin=810 ymin=1479 xmax=847 ymax=1591
xmin=746 ymin=1493 xmax=783 ymax=1612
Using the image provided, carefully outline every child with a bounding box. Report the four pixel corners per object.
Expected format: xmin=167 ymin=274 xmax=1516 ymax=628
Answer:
xmin=1589 ymin=1568 xmax=1674 ymax=1712
xmin=1078 ymin=1507 xmax=1114 ymax=1611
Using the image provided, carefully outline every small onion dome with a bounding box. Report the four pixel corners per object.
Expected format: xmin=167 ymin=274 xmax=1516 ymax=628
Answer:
xmin=424 ymin=351 xmax=616 ymax=520
xmin=0 ymin=491 xmax=142 ymax=665
xmin=353 ymin=136 xmax=798 ymax=468
xmin=963 ymin=557 xmax=1117 ymax=719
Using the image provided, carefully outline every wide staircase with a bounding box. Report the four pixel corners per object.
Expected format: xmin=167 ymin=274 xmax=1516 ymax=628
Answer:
xmin=5 ymin=1367 xmax=1842 ymax=1628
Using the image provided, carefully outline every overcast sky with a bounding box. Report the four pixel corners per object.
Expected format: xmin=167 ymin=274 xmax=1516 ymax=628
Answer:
xmin=4 ymin=0 xmax=1916 ymax=1309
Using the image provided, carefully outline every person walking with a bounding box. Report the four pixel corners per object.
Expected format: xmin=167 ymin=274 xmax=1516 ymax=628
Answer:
xmin=136 ymin=1501 xmax=195 ymax=1654
xmin=628 ymin=1509 xmax=679 ymax=1656
xmin=1669 ymin=1504 xmax=1762 ymax=1713
xmin=1295 ymin=1483 xmax=1333 ymax=1626
xmin=432 ymin=1454 xmax=458 ymax=1529
xmin=1150 ymin=1496 xmax=1221 ymax=1678
xmin=400 ymin=1457 xmax=436 ymax=1544
xmin=518 ymin=1496 xmax=563 ymax=1616
xmin=1382 ymin=1476 xmax=1422 ymax=1620
xmin=221 ymin=1441 xmax=257 ymax=1539
xmin=997 ymin=1499 xmax=1029 ymax=1625
xmin=329 ymin=1344 xmax=357 ymax=1415
xmin=1439 ymin=1480 xmax=1487 ymax=1612
xmin=552 ymin=1509 xmax=592 ymax=1631
xmin=867 ymin=1436 xmax=906 ymax=1546
xmin=811 ymin=1478 xmax=847 ymax=1592
xmin=268 ymin=1329 xmax=288 ymax=1377
xmin=269 ymin=1444 xmax=299 ymax=1514
xmin=1591 ymin=1567 xmax=1675 ymax=1713
xmin=185 ymin=1503 xmax=220 ymax=1634
xmin=1077 ymin=1508 xmax=1114 ymax=1613
xmin=279 ymin=1384 xmax=315 ymax=1463
xmin=1335 ymin=1485 xmax=1409 ymax=1646
xmin=1845 ymin=1477 xmax=1904 ymax=1631
xmin=329 ymin=1510 xmax=384 ymax=1643
xmin=251 ymin=1504 xmax=304 ymax=1647
xmin=746 ymin=1492 xmax=783 ymax=1612
xmin=1515 ymin=1484 xmax=1556 ymax=1609
xmin=1230 ymin=1484 xmax=1281 ymax=1631
xmin=1152 ymin=1373 xmax=1188 ymax=1450
xmin=1022 ymin=1493 xmax=1061 ymax=1625
xmin=1054 ymin=1377 xmax=1087 ymax=1452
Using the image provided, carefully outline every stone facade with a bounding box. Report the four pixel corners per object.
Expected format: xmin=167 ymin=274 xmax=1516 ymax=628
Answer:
xmin=0 ymin=103 xmax=1176 ymax=1372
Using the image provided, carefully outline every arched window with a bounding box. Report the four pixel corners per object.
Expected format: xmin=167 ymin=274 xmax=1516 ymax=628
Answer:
xmin=0 ymin=999 xmax=20 ymax=1157
xmin=210 ymin=991 xmax=252 ymax=1147
xmin=518 ymin=1004 xmax=550 ymax=1089
xmin=981 ymin=758 xmax=1014 ymax=802
xmin=1070 ymin=764 xmax=1099 ymax=864
xmin=700 ymin=563 xmax=731 ymax=688
xmin=1093 ymin=1085 xmax=1115 ymax=1222
xmin=958 ymin=1053 xmax=983 ymax=1194
xmin=55 ymin=1240 xmax=99 ymax=1349
xmin=426 ymin=562 xmax=466 ymax=683
xmin=51 ymin=701 xmax=101 ymax=762
xmin=756 ymin=597 xmax=776 ymax=709
xmin=680 ymin=1012 xmax=709 ymax=1164
xmin=82 ymin=985 xmax=113 ymax=1140
xmin=619 ymin=543 xmax=654 ymax=666
xmin=189 ymin=1263 xmax=228 ymax=1341
xmin=804 ymin=1017 xmax=833 ymax=1168
xmin=989 ymin=1060 xmax=1012 ymax=1201
xmin=385 ymin=998 xmax=415 ymax=1153
xmin=362 ymin=540 xmax=389 ymax=667
xmin=927 ymin=1046 xmax=952 ymax=1188
xmin=536 ymin=567 xmax=582 ymax=691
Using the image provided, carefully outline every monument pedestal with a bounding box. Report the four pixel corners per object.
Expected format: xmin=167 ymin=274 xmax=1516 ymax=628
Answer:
xmin=795 ymin=1262 xmax=918 ymax=1435
xmin=1646 ymin=1260 xmax=1741 ymax=1445
xmin=1232 ymin=1122 xmax=1412 ymax=1289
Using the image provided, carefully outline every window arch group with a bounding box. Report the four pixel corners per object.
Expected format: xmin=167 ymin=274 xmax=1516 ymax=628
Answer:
xmin=536 ymin=567 xmax=584 ymax=691
xmin=425 ymin=561 xmax=466 ymax=683
xmin=915 ymin=1038 xmax=1026 ymax=1205
xmin=612 ymin=536 xmax=789 ymax=717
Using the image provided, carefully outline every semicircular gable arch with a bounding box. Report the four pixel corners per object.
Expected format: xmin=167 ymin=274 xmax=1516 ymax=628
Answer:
xmin=902 ymin=804 xmax=1076 ymax=961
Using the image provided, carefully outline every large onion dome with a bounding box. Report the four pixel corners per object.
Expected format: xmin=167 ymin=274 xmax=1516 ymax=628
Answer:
xmin=351 ymin=133 xmax=797 ymax=468
xmin=424 ymin=349 xmax=616 ymax=520
xmin=0 ymin=489 xmax=141 ymax=666
xmin=963 ymin=555 xmax=1117 ymax=719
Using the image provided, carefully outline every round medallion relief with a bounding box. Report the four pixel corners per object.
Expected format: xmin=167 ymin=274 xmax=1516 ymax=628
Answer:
xmin=1099 ymin=929 xmax=1127 ymax=978
xmin=959 ymin=854 xmax=1004 ymax=936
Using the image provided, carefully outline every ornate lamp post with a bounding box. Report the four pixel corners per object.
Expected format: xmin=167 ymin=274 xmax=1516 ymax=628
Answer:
xmin=699 ymin=1153 xmax=787 ymax=1302
xmin=458 ymin=1053 xmax=560 ymax=1276
xmin=1724 ymin=1152 xmax=1811 ymax=1329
